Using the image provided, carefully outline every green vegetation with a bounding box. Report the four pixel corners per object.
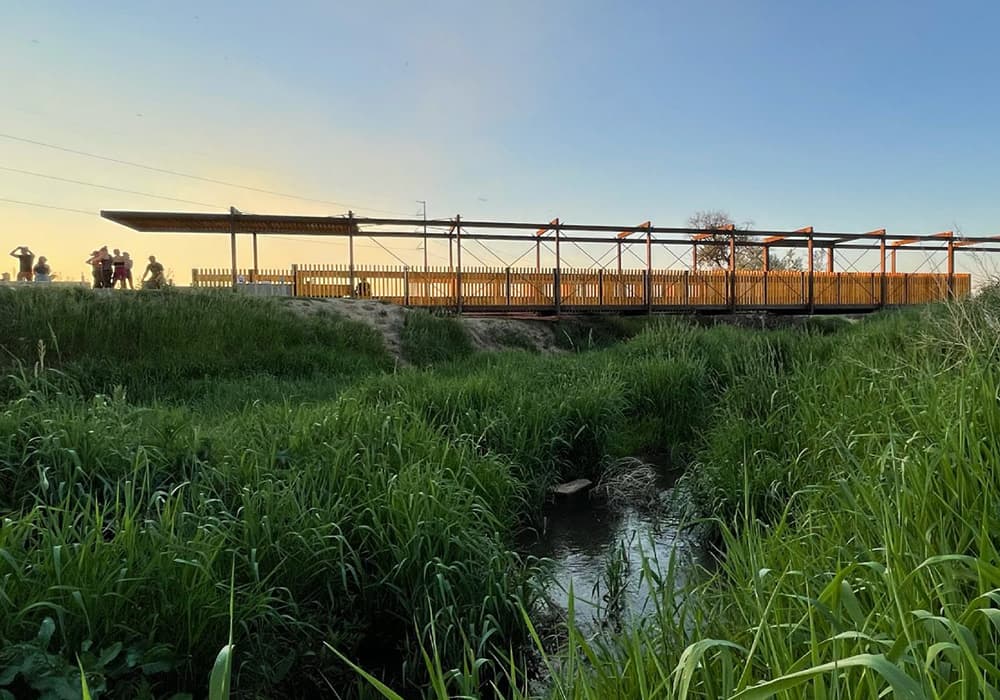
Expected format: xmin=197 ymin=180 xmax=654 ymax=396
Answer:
xmin=400 ymin=309 xmax=474 ymax=366
xmin=3 ymin=285 xmax=999 ymax=698
xmin=1 ymin=287 xmax=391 ymax=403
xmin=552 ymin=313 xmax=651 ymax=351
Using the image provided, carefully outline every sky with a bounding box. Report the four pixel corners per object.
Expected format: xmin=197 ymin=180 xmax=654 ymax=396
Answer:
xmin=3 ymin=0 xmax=1000 ymax=282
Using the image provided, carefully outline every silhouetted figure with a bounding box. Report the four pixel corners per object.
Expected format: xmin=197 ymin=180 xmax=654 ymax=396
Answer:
xmin=9 ymin=246 xmax=34 ymax=281
xmin=112 ymin=248 xmax=128 ymax=288
xmin=86 ymin=250 xmax=102 ymax=288
xmin=123 ymin=252 xmax=134 ymax=289
xmin=142 ymin=255 xmax=166 ymax=289
xmin=33 ymin=256 xmax=51 ymax=282
xmin=98 ymin=246 xmax=113 ymax=288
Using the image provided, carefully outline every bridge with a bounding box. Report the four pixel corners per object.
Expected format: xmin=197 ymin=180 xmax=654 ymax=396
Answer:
xmin=102 ymin=209 xmax=990 ymax=314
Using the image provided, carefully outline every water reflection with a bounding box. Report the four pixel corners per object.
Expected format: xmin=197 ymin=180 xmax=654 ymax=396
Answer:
xmin=526 ymin=493 xmax=704 ymax=633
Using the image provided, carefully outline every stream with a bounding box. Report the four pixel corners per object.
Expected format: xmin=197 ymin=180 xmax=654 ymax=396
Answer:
xmin=525 ymin=469 xmax=708 ymax=635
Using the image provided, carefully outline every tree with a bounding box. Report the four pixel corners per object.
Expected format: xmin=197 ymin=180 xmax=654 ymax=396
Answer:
xmin=688 ymin=210 xmax=803 ymax=271
xmin=689 ymin=210 xmax=749 ymax=270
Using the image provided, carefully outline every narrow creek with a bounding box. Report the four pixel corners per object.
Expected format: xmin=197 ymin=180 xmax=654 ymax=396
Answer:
xmin=524 ymin=461 xmax=708 ymax=635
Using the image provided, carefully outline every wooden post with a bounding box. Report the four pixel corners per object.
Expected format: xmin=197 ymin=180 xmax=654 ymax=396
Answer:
xmin=826 ymin=246 xmax=834 ymax=273
xmin=348 ymin=210 xmax=356 ymax=298
xmin=229 ymin=206 xmax=239 ymax=289
xmin=692 ymin=242 xmax=697 ymax=271
xmin=455 ymin=214 xmax=463 ymax=313
xmin=290 ymin=263 xmax=299 ymax=297
xmin=552 ymin=267 xmax=560 ymax=314
xmin=645 ymin=227 xmax=652 ymax=272
xmin=505 ymin=266 xmax=512 ymax=307
xmin=891 ymin=247 xmax=897 ymax=274
xmin=947 ymin=239 xmax=955 ymax=298
xmin=728 ymin=231 xmax=736 ymax=311
xmin=252 ymin=232 xmax=259 ymax=280
xmin=644 ymin=269 xmax=651 ymax=313
xmin=598 ymin=268 xmax=604 ymax=305
xmin=645 ymin=226 xmax=653 ymax=313
xmin=617 ymin=240 xmax=622 ymax=273
xmin=554 ymin=219 xmax=561 ymax=275
xmin=683 ymin=270 xmax=690 ymax=307
xmin=761 ymin=243 xmax=770 ymax=307
xmin=191 ymin=268 xmax=199 ymax=287
xmin=879 ymin=233 xmax=887 ymax=307
xmin=807 ymin=233 xmax=815 ymax=313
xmin=403 ymin=266 xmax=410 ymax=306
xmin=536 ymin=240 xmax=541 ymax=272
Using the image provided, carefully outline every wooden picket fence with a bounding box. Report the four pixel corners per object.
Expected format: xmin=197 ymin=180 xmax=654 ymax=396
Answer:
xmin=190 ymin=265 xmax=970 ymax=311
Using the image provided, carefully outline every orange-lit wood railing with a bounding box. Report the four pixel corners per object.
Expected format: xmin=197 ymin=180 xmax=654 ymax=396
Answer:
xmin=192 ymin=266 xmax=970 ymax=312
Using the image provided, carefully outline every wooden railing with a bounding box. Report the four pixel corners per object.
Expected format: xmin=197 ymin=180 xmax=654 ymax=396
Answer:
xmin=191 ymin=266 xmax=971 ymax=312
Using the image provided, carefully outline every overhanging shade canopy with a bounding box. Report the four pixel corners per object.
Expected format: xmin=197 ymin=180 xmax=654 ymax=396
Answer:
xmin=101 ymin=210 xmax=359 ymax=235
xmin=99 ymin=209 xmax=981 ymax=306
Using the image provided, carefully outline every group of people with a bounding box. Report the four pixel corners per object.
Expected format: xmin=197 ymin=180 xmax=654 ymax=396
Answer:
xmin=9 ymin=246 xmax=51 ymax=282
xmin=4 ymin=244 xmax=166 ymax=290
xmin=86 ymin=246 xmax=166 ymax=289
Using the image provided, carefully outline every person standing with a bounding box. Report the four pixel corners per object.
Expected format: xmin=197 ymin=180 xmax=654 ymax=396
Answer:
xmin=123 ymin=251 xmax=134 ymax=289
xmin=111 ymin=249 xmax=128 ymax=288
xmin=86 ymin=250 xmax=102 ymax=288
xmin=98 ymin=246 xmax=113 ymax=288
xmin=9 ymin=246 xmax=34 ymax=281
xmin=33 ymin=256 xmax=51 ymax=282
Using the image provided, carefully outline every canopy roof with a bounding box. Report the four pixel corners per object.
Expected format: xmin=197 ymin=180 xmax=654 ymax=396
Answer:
xmin=101 ymin=210 xmax=358 ymax=235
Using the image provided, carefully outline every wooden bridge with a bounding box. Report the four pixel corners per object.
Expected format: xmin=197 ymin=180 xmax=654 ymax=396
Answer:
xmin=101 ymin=209 xmax=986 ymax=315
xmin=188 ymin=265 xmax=966 ymax=313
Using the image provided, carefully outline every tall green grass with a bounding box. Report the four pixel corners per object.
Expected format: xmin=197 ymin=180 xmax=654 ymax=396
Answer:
xmin=0 ymin=378 xmax=538 ymax=695
xmin=400 ymin=309 xmax=474 ymax=367
xmin=393 ymin=295 xmax=1000 ymax=698
xmin=0 ymin=287 xmax=391 ymax=402
xmin=5 ymin=287 xmax=884 ymax=697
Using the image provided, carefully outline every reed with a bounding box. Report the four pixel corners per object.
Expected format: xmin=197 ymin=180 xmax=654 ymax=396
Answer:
xmin=16 ymin=285 xmax=955 ymax=697
xmin=444 ymin=294 xmax=1000 ymax=699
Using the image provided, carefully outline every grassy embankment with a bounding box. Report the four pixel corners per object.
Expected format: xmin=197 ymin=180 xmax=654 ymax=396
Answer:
xmin=0 ymin=289 xmax=742 ymax=697
xmin=414 ymin=294 xmax=1000 ymax=699
xmin=5 ymin=286 xmax=996 ymax=698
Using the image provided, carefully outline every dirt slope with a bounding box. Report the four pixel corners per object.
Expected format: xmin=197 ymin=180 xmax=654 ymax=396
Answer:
xmin=283 ymin=297 xmax=562 ymax=361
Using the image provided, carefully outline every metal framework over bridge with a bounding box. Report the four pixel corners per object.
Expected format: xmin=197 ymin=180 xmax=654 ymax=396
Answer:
xmin=101 ymin=208 xmax=993 ymax=314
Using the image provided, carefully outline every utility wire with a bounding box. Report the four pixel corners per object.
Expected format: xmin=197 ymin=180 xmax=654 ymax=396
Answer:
xmin=0 ymin=197 xmax=94 ymax=216
xmin=0 ymin=165 xmax=222 ymax=208
xmin=0 ymin=132 xmax=412 ymax=216
xmin=270 ymin=233 xmax=417 ymax=255
xmin=363 ymin=236 xmax=410 ymax=266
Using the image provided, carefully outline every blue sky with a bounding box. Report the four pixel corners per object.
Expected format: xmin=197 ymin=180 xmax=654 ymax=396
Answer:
xmin=3 ymin=1 xmax=999 ymax=279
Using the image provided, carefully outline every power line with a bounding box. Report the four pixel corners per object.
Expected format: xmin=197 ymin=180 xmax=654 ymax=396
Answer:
xmin=0 ymin=197 xmax=94 ymax=216
xmin=271 ymin=233 xmax=417 ymax=255
xmin=0 ymin=132 xmax=412 ymax=216
xmin=0 ymin=165 xmax=222 ymax=208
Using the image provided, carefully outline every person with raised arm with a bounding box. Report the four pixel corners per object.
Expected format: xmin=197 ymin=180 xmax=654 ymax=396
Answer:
xmin=9 ymin=246 xmax=34 ymax=281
